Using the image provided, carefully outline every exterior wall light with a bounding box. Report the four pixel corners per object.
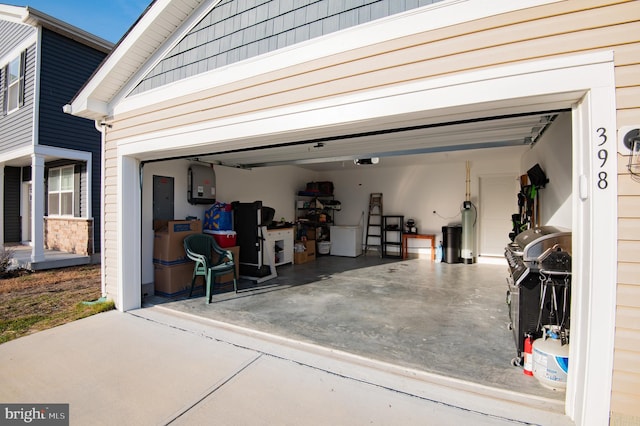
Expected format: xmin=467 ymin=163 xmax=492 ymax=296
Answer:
xmin=622 ymin=128 xmax=640 ymax=179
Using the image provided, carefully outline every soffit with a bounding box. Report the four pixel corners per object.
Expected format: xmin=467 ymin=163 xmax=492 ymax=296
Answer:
xmin=90 ymin=0 xmax=198 ymax=102
xmin=67 ymin=0 xmax=201 ymax=120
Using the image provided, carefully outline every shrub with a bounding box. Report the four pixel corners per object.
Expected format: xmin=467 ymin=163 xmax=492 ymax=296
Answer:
xmin=0 ymin=248 xmax=15 ymax=275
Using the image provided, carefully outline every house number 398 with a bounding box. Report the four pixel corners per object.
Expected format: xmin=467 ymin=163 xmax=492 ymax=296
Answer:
xmin=596 ymin=127 xmax=608 ymax=190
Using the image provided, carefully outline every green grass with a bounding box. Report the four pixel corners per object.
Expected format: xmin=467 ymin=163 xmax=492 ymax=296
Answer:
xmin=0 ymin=264 xmax=111 ymax=344
xmin=0 ymin=316 xmax=46 ymax=344
xmin=0 ymin=300 xmax=115 ymax=344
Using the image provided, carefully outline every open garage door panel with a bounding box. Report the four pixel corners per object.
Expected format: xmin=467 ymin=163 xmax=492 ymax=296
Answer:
xmin=138 ymin=90 xmax=582 ymax=169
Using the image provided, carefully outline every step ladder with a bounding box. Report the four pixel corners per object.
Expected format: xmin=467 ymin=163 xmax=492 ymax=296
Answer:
xmin=364 ymin=193 xmax=383 ymax=256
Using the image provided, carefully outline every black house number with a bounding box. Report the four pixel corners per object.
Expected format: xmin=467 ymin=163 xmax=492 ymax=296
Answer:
xmin=596 ymin=127 xmax=608 ymax=190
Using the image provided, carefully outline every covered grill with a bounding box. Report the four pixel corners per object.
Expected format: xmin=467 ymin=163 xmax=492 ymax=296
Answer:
xmin=505 ymin=226 xmax=572 ymax=361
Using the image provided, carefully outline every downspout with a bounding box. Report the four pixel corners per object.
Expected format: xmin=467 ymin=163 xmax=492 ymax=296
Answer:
xmin=94 ymin=119 xmax=107 ymax=297
xmin=31 ymin=28 xmax=42 ymax=249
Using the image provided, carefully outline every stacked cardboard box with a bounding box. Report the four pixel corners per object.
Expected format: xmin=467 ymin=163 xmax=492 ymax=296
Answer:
xmin=294 ymin=240 xmax=316 ymax=264
xmin=153 ymin=220 xmax=202 ymax=296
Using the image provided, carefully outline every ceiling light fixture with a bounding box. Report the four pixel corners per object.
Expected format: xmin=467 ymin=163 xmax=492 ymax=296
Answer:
xmin=354 ymin=157 xmax=379 ymax=165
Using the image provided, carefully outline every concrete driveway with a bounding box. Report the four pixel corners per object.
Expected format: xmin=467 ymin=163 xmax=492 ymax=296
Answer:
xmin=0 ymin=308 xmax=572 ymax=425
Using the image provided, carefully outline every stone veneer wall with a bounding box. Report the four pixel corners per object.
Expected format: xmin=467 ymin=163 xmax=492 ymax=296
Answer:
xmin=44 ymin=217 xmax=93 ymax=255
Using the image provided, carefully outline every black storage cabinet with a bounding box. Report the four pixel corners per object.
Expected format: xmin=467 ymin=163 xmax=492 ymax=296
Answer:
xmin=442 ymin=225 xmax=462 ymax=264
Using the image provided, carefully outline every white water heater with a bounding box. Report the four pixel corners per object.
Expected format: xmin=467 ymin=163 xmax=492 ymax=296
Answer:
xmin=188 ymin=164 xmax=216 ymax=204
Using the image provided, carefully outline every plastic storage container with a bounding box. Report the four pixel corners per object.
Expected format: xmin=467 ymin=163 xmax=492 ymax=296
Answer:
xmin=317 ymin=241 xmax=331 ymax=255
xmin=204 ymin=230 xmax=237 ymax=248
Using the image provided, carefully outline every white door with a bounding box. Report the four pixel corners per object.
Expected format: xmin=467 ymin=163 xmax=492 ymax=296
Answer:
xmin=478 ymin=174 xmax=518 ymax=257
xmin=21 ymin=182 xmax=32 ymax=242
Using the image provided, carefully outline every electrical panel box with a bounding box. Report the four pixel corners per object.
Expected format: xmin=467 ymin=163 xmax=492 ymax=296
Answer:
xmin=153 ymin=175 xmax=174 ymax=221
xmin=188 ymin=164 xmax=216 ymax=204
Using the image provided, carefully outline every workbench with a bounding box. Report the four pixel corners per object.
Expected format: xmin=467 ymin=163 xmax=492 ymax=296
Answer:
xmin=402 ymin=233 xmax=436 ymax=261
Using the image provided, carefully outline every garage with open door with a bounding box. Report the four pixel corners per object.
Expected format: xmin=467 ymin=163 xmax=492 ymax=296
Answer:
xmin=65 ymin=1 xmax=639 ymax=424
xmin=138 ymin=110 xmax=574 ymax=405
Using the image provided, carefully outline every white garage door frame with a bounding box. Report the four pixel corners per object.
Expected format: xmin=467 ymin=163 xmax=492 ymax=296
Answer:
xmin=116 ymin=51 xmax=617 ymax=424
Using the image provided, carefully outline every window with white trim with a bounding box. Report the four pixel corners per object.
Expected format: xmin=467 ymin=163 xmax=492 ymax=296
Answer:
xmin=4 ymin=51 xmax=25 ymax=114
xmin=48 ymin=166 xmax=75 ymax=216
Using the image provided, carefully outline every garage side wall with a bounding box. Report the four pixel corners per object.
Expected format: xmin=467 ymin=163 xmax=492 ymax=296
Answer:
xmin=521 ymin=113 xmax=573 ymax=227
xmin=103 ymin=1 xmax=640 ymax=421
xmin=139 ymin=161 xmax=316 ymax=288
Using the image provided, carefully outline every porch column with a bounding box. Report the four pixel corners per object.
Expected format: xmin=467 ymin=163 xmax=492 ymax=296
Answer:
xmin=31 ymin=154 xmax=45 ymax=262
xmin=0 ymin=163 xmax=4 ymax=250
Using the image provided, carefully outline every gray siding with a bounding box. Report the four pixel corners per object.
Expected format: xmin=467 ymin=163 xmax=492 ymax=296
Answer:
xmin=38 ymin=28 xmax=107 ymax=253
xmin=0 ymin=44 xmax=35 ymax=151
xmin=3 ymin=166 xmax=21 ymax=243
xmin=38 ymin=28 xmax=106 ymax=151
xmin=131 ymin=0 xmax=441 ymax=95
xmin=0 ymin=20 xmax=34 ymax=59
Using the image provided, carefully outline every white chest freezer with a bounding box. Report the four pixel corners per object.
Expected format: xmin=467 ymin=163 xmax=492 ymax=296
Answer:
xmin=330 ymin=225 xmax=363 ymax=257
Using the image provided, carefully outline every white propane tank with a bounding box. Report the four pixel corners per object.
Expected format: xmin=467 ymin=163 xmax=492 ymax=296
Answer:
xmin=532 ymin=326 xmax=569 ymax=390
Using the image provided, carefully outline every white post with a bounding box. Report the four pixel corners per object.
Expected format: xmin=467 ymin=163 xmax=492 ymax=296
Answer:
xmin=31 ymin=154 xmax=45 ymax=262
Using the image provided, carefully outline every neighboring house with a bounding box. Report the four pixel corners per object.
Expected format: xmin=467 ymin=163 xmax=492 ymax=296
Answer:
xmin=66 ymin=0 xmax=639 ymax=425
xmin=0 ymin=5 xmax=112 ymax=264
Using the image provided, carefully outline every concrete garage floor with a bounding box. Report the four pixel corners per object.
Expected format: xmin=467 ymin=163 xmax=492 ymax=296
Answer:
xmin=146 ymin=255 xmax=565 ymax=402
